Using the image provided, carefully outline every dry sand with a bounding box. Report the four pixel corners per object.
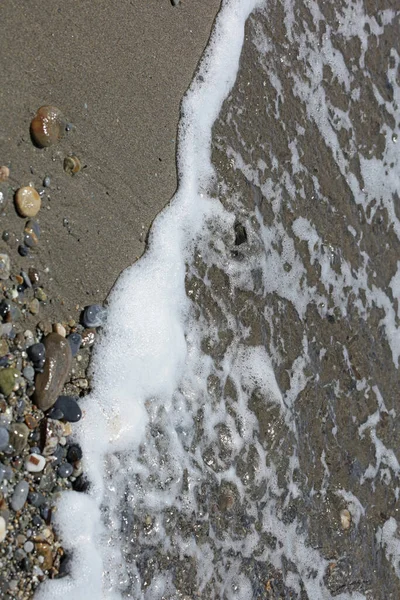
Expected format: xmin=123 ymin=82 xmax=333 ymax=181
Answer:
xmin=0 ymin=0 xmax=220 ymax=322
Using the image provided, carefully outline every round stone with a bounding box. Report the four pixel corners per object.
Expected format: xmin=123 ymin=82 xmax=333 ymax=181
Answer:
xmin=81 ymin=304 xmax=107 ymax=328
xmin=58 ymin=463 xmax=73 ymax=478
xmin=11 ymin=480 xmax=29 ymax=511
xmin=22 ymin=365 xmax=35 ymax=381
xmin=27 ymin=342 xmax=45 ymax=370
xmin=67 ymin=444 xmax=82 ymax=463
xmin=14 ymin=187 xmax=41 ymax=218
xmin=23 ymin=541 xmax=34 ymax=553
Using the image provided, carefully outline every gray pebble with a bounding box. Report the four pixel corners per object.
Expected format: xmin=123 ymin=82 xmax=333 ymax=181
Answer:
xmin=43 ymin=176 xmax=51 ymax=188
xmin=0 ymin=427 xmax=9 ymax=451
xmin=23 ymin=541 xmax=34 ymax=553
xmin=22 ymin=365 xmax=35 ymax=382
xmin=58 ymin=463 xmax=73 ymax=478
xmin=67 ymin=332 xmax=82 ymax=357
xmin=11 ymin=480 xmax=29 ymax=511
xmin=81 ymin=304 xmax=107 ymax=328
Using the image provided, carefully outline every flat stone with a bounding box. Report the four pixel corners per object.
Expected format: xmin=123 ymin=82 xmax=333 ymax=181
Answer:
xmin=9 ymin=423 xmax=29 ymax=454
xmin=0 ymin=367 xmax=20 ymax=396
xmin=33 ymin=333 xmax=72 ymax=411
xmin=49 ymin=395 xmax=82 ymax=422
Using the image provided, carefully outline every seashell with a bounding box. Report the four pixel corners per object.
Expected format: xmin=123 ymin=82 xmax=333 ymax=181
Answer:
xmin=15 ymin=186 xmax=41 ymax=217
xmin=63 ymin=155 xmax=81 ymax=175
xmin=30 ymin=105 xmax=66 ymax=148
xmin=0 ymin=166 xmax=10 ymax=182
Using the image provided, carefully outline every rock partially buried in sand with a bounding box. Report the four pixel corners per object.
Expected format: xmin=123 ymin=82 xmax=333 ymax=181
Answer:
xmin=63 ymin=155 xmax=81 ymax=175
xmin=15 ymin=186 xmax=41 ymax=217
xmin=0 ymin=166 xmax=10 ymax=182
xmin=30 ymin=105 xmax=66 ymax=148
xmin=33 ymin=333 xmax=72 ymax=411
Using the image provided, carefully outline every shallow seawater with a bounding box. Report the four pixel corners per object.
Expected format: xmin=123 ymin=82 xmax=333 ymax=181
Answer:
xmin=37 ymin=0 xmax=400 ymax=599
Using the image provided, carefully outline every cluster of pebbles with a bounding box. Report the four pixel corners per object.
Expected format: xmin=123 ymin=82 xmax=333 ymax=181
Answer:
xmin=0 ymin=106 xmax=106 ymax=597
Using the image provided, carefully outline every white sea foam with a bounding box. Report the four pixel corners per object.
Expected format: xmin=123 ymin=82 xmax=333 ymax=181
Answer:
xmin=35 ymin=0 xmax=400 ymax=598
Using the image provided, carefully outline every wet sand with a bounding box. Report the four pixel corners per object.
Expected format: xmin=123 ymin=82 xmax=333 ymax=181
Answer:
xmin=0 ymin=0 xmax=220 ymax=321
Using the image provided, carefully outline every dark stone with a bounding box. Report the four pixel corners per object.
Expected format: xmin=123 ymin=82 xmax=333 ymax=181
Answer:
xmin=67 ymin=332 xmax=82 ymax=357
xmin=28 ymin=492 xmax=45 ymax=508
xmin=67 ymin=444 xmax=82 ymax=463
xmin=73 ymin=474 xmax=90 ymax=493
xmin=33 ymin=333 xmax=72 ymax=411
xmin=27 ymin=343 xmax=45 ymax=366
xmin=81 ymin=304 xmax=107 ymax=328
xmin=18 ymin=244 xmax=29 ymax=257
xmin=234 ymin=221 xmax=248 ymax=245
xmin=49 ymin=395 xmax=82 ymax=422
xmin=58 ymin=463 xmax=73 ymax=478
xmin=0 ymin=300 xmax=10 ymax=321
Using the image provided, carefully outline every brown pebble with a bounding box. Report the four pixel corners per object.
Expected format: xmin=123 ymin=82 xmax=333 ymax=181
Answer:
xmin=29 ymin=298 xmax=40 ymax=315
xmin=63 ymin=155 xmax=81 ymax=175
xmin=25 ymin=414 xmax=38 ymax=430
xmin=0 ymin=166 xmax=9 ymax=182
xmin=33 ymin=333 xmax=72 ymax=411
xmin=28 ymin=267 xmax=40 ymax=286
xmin=52 ymin=323 xmax=66 ymax=337
xmin=30 ymin=105 xmax=66 ymax=148
xmin=35 ymin=542 xmax=53 ymax=570
xmin=38 ymin=320 xmax=52 ymax=335
xmin=15 ymin=186 xmax=41 ymax=218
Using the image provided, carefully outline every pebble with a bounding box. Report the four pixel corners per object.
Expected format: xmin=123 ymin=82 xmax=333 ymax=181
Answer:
xmin=43 ymin=176 xmax=51 ymax=188
xmin=28 ymin=267 xmax=40 ymax=286
xmin=8 ymin=422 xmax=29 ymax=454
xmin=49 ymin=395 xmax=82 ymax=422
xmin=23 ymin=541 xmax=34 ymax=553
xmin=0 ymin=166 xmax=10 ymax=182
xmin=58 ymin=463 xmax=73 ymax=478
xmin=33 ymin=333 xmax=72 ymax=411
xmin=23 ymin=365 xmax=35 ymax=382
xmin=11 ymin=480 xmax=29 ymax=511
xmin=30 ymin=105 xmax=66 ymax=148
xmin=340 ymin=508 xmax=351 ymax=530
xmin=0 ymin=339 xmax=8 ymax=357
xmin=0 ymin=427 xmax=9 ymax=451
xmin=24 ymin=219 xmax=41 ymax=246
xmin=53 ymin=322 xmax=66 ymax=337
xmin=67 ymin=332 xmax=82 ymax=356
xmin=63 ymin=155 xmax=81 ymax=176
xmin=29 ymin=298 xmax=40 ymax=315
xmin=0 ymin=367 xmax=20 ymax=396
xmin=14 ymin=186 xmax=41 ymax=218
xmin=28 ymin=492 xmax=45 ymax=508
xmin=0 ymin=254 xmax=10 ymax=280
xmin=67 ymin=444 xmax=82 ymax=463
xmin=81 ymin=304 xmax=107 ymax=328
xmin=18 ymin=244 xmax=29 ymax=257
xmin=0 ymin=516 xmax=6 ymax=542
xmin=27 ymin=342 xmax=46 ymax=370
xmin=25 ymin=453 xmax=46 ymax=473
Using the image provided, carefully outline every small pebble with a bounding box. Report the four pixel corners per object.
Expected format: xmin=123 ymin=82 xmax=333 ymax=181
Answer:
xmin=22 ymin=365 xmax=35 ymax=381
xmin=28 ymin=267 xmax=40 ymax=286
xmin=30 ymin=105 xmax=66 ymax=148
xmin=67 ymin=444 xmax=83 ymax=463
xmin=0 ymin=516 xmax=7 ymax=542
xmin=18 ymin=245 xmax=29 ymax=257
xmin=23 ymin=541 xmax=34 ymax=553
xmin=67 ymin=332 xmax=82 ymax=356
xmin=11 ymin=480 xmax=29 ymax=511
xmin=58 ymin=463 xmax=73 ymax=478
xmin=8 ymin=422 xmax=29 ymax=454
xmin=53 ymin=322 xmax=66 ymax=337
xmin=63 ymin=155 xmax=81 ymax=175
xmin=0 ymin=254 xmax=10 ymax=280
xmin=28 ymin=492 xmax=45 ymax=508
xmin=43 ymin=176 xmax=51 ymax=187
xmin=81 ymin=304 xmax=107 ymax=328
xmin=25 ymin=453 xmax=46 ymax=473
xmin=14 ymin=186 xmax=41 ymax=218
xmin=27 ymin=342 xmax=45 ymax=368
xmin=29 ymin=298 xmax=40 ymax=315
xmin=0 ymin=166 xmax=10 ymax=182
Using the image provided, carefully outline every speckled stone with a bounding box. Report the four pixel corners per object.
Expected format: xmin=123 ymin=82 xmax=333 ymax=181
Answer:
xmin=33 ymin=333 xmax=72 ymax=411
xmin=0 ymin=367 xmax=20 ymax=396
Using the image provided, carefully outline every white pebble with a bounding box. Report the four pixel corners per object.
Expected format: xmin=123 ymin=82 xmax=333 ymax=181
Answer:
xmin=340 ymin=508 xmax=351 ymax=530
xmin=24 ymin=541 xmax=34 ymax=553
xmin=0 ymin=516 xmax=6 ymax=542
xmin=25 ymin=453 xmax=46 ymax=472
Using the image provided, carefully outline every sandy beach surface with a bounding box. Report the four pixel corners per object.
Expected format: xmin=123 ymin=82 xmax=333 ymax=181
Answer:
xmin=0 ymin=0 xmax=220 ymax=321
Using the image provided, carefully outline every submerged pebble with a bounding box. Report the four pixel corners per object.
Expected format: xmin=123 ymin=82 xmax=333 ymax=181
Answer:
xmin=15 ymin=187 xmax=41 ymax=218
xmin=81 ymin=304 xmax=107 ymax=328
xmin=30 ymin=105 xmax=66 ymax=148
xmin=11 ymin=480 xmax=29 ymax=511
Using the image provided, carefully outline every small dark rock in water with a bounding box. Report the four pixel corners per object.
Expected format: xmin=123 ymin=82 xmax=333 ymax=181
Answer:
xmin=33 ymin=333 xmax=72 ymax=411
xmin=58 ymin=463 xmax=73 ymax=478
xmin=67 ymin=444 xmax=82 ymax=463
xmin=73 ymin=474 xmax=90 ymax=492
xmin=67 ymin=332 xmax=82 ymax=356
xmin=22 ymin=365 xmax=35 ymax=381
xmin=11 ymin=480 xmax=29 ymax=511
xmin=49 ymin=395 xmax=82 ymax=422
xmin=234 ymin=221 xmax=248 ymax=245
xmin=27 ymin=342 xmax=46 ymax=371
xmin=18 ymin=244 xmax=29 ymax=257
xmin=81 ymin=304 xmax=107 ymax=328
